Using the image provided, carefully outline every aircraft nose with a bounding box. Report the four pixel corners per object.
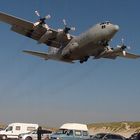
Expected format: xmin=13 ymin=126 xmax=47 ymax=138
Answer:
xmin=114 ymin=25 xmax=119 ymax=31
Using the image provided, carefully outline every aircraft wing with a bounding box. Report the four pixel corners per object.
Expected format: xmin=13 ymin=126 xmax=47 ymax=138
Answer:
xmin=117 ymin=52 xmax=140 ymax=59
xmin=0 ymin=11 xmax=33 ymax=29
xmin=0 ymin=11 xmax=73 ymax=48
xmin=102 ymin=51 xmax=140 ymax=59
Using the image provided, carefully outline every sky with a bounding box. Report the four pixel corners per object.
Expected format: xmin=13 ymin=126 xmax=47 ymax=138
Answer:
xmin=0 ymin=0 xmax=140 ymax=128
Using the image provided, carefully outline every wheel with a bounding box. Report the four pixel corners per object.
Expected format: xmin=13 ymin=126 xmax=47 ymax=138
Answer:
xmin=84 ymin=56 xmax=89 ymax=62
xmin=1 ymin=135 xmax=7 ymax=140
xmin=79 ymin=56 xmax=89 ymax=63
xmin=25 ymin=136 xmax=32 ymax=140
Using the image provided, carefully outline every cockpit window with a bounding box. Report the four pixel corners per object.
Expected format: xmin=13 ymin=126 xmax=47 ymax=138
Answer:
xmin=100 ymin=21 xmax=111 ymax=29
xmin=106 ymin=21 xmax=110 ymax=24
xmin=100 ymin=21 xmax=110 ymax=25
xmin=100 ymin=22 xmax=105 ymax=25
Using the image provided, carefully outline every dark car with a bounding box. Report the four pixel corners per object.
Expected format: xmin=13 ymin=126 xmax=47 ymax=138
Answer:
xmin=103 ymin=134 xmax=126 ymax=140
xmin=93 ymin=133 xmax=126 ymax=140
xmin=129 ymin=133 xmax=140 ymax=140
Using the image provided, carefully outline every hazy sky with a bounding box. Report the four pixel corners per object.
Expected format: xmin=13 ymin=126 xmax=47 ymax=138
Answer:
xmin=0 ymin=0 xmax=140 ymax=127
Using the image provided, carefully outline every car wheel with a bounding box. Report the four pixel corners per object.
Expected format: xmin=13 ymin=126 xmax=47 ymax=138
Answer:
xmin=2 ymin=135 xmax=7 ymax=140
xmin=25 ymin=136 xmax=32 ymax=140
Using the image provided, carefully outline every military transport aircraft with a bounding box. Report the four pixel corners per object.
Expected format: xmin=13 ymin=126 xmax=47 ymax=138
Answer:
xmin=0 ymin=11 xmax=140 ymax=63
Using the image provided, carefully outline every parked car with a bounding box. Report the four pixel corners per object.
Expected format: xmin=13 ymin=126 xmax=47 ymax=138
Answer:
xmin=93 ymin=133 xmax=126 ymax=140
xmin=0 ymin=123 xmax=38 ymax=140
xmin=50 ymin=123 xmax=90 ymax=140
xmin=18 ymin=129 xmax=52 ymax=140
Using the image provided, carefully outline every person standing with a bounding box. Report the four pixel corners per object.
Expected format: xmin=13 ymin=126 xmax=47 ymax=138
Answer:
xmin=37 ymin=126 xmax=42 ymax=140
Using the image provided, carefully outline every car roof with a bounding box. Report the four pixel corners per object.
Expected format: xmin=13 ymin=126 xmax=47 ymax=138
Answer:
xmin=60 ymin=123 xmax=88 ymax=131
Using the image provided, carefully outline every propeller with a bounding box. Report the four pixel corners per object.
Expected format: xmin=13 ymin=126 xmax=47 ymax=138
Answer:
xmin=62 ymin=19 xmax=75 ymax=39
xmin=35 ymin=10 xmax=51 ymax=25
xmin=117 ymin=38 xmax=131 ymax=56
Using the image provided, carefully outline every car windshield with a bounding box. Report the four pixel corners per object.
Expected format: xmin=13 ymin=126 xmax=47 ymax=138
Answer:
xmin=94 ymin=133 xmax=107 ymax=139
xmin=55 ymin=129 xmax=68 ymax=135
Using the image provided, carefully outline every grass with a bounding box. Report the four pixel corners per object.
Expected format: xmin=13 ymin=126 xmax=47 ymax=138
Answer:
xmin=0 ymin=121 xmax=140 ymax=131
xmin=87 ymin=121 xmax=140 ymax=130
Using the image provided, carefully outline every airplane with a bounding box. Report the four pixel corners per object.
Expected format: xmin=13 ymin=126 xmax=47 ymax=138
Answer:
xmin=0 ymin=11 xmax=140 ymax=63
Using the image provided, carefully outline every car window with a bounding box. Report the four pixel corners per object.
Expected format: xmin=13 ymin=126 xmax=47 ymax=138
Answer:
xmin=117 ymin=135 xmax=122 ymax=139
xmin=95 ymin=133 xmax=107 ymax=139
xmin=67 ymin=130 xmax=73 ymax=136
xmin=83 ymin=131 xmax=88 ymax=136
xmin=32 ymin=131 xmax=37 ymax=134
xmin=75 ymin=130 xmax=82 ymax=136
xmin=55 ymin=129 xmax=68 ymax=135
xmin=41 ymin=130 xmax=52 ymax=134
xmin=16 ymin=126 xmax=21 ymax=131
xmin=6 ymin=126 xmax=13 ymax=131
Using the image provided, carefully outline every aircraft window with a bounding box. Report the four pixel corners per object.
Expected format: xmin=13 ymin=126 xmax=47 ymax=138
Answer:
xmin=100 ymin=22 xmax=110 ymax=25
xmin=100 ymin=22 xmax=105 ymax=25
xmin=106 ymin=22 xmax=110 ymax=25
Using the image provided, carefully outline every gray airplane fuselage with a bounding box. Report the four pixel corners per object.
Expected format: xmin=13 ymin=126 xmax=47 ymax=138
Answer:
xmin=61 ymin=22 xmax=119 ymax=61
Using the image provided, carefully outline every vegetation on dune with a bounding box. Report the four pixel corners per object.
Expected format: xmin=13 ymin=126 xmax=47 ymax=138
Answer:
xmin=0 ymin=121 xmax=140 ymax=131
xmin=0 ymin=123 xmax=6 ymax=129
xmin=87 ymin=121 xmax=140 ymax=131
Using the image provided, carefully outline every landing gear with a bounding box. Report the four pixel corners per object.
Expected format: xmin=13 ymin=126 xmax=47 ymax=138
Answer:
xmin=98 ymin=40 xmax=109 ymax=46
xmin=80 ymin=60 xmax=84 ymax=64
xmin=79 ymin=56 xmax=89 ymax=64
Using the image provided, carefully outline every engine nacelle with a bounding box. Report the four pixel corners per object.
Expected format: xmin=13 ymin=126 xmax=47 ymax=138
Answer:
xmin=38 ymin=30 xmax=53 ymax=43
xmin=56 ymin=30 xmax=65 ymax=42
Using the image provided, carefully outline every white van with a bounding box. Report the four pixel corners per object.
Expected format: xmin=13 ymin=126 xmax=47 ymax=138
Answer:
xmin=0 ymin=123 xmax=38 ymax=140
xmin=51 ymin=123 xmax=90 ymax=140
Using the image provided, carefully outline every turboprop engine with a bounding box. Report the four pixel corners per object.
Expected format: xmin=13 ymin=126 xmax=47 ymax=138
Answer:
xmin=57 ymin=19 xmax=75 ymax=42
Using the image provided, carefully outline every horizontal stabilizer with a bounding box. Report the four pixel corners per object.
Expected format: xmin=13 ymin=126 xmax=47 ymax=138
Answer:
xmin=23 ymin=50 xmax=75 ymax=63
xmin=23 ymin=50 xmax=49 ymax=60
